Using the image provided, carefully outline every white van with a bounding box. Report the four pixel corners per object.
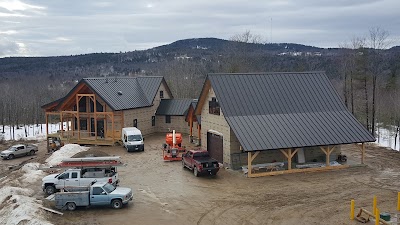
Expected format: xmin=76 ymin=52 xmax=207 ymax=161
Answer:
xmin=121 ymin=127 xmax=144 ymax=152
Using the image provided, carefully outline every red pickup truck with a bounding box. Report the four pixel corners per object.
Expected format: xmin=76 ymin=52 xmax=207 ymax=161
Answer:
xmin=182 ymin=150 xmax=220 ymax=177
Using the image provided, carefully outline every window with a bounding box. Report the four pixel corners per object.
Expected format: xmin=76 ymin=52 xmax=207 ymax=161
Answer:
xmin=209 ymin=97 xmax=220 ymax=115
xmin=71 ymin=172 xmax=78 ymax=179
xmin=165 ymin=115 xmax=171 ymax=123
xmin=80 ymin=119 xmax=87 ymax=130
xmin=92 ymin=187 xmax=103 ymax=195
xmin=160 ymin=90 xmax=164 ymax=99
xmin=58 ymin=173 xmax=69 ymax=180
xmin=152 ymin=116 xmax=155 ymax=126
xmin=133 ymin=119 xmax=137 ymax=128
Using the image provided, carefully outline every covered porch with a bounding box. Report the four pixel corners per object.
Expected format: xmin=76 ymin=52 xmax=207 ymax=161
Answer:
xmin=43 ymin=90 xmax=123 ymax=147
xmin=245 ymin=143 xmax=366 ymax=177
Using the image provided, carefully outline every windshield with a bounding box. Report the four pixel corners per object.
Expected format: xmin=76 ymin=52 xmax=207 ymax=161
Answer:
xmin=193 ymin=152 xmax=210 ymax=158
xmin=6 ymin=147 xmax=16 ymax=152
xmin=103 ymin=183 xmax=116 ymax=193
xmin=128 ymin=135 xmax=142 ymax=142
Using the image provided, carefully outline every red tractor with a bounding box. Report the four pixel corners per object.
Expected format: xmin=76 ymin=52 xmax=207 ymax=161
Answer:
xmin=162 ymin=130 xmax=186 ymax=161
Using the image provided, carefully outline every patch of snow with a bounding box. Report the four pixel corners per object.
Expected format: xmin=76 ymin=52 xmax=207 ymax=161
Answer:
xmin=45 ymin=144 xmax=89 ymax=166
xmin=376 ymin=125 xmax=400 ymax=151
xmin=0 ymin=192 xmax=53 ymax=225
xmin=0 ymin=186 xmax=33 ymax=204
xmin=20 ymin=163 xmax=45 ymax=184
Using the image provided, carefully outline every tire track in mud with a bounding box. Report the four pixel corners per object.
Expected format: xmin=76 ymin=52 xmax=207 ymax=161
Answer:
xmin=197 ymin=203 xmax=242 ymax=225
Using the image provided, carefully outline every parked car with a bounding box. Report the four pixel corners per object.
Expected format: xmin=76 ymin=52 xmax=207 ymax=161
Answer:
xmin=182 ymin=150 xmax=220 ymax=177
xmin=1 ymin=144 xmax=38 ymax=160
xmin=54 ymin=181 xmax=133 ymax=211
xmin=42 ymin=168 xmax=119 ymax=195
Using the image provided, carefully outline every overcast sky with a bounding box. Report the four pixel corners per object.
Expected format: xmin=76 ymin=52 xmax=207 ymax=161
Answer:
xmin=0 ymin=0 xmax=399 ymax=57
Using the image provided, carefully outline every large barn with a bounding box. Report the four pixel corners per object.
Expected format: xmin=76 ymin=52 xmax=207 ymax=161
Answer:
xmin=193 ymin=72 xmax=375 ymax=177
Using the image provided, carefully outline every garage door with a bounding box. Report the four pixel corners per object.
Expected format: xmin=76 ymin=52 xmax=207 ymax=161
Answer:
xmin=207 ymin=132 xmax=223 ymax=163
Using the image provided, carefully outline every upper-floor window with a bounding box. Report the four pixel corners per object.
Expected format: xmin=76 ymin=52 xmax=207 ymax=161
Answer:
xmin=166 ymin=115 xmax=171 ymax=123
xmin=133 ymin=119 xmax=138 ymax=128
xmin=152 ymin=116 xmax=156 ymax=126
xmin=209 ymin=97 xmax=220 ymax=115
xmin=160 ymin=90 xmax=164 ymax=99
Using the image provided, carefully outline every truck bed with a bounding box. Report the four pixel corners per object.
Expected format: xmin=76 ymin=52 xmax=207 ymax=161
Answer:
xmin=55 ymin=191 xmax=89 ymax=209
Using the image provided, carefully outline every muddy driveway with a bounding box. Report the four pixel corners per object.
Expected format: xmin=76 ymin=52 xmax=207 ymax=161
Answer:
xmin=47 ymin=134 xmax=400 ymax=225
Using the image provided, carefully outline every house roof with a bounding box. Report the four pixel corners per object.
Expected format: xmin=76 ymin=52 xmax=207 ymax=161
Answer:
xmin=156 ymin=99 xmax=193 ymax=116
xmin=202 ymin=72 xmax=375 ymax=151
xmin=43 ymin=76 xmax=172 ymax=111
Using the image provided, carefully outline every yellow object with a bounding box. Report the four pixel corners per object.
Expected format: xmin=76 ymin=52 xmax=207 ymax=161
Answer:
xmin=350 ymin=200 xmax=355 ymax=220
xmin=375 ymin=208 xmax=380 ymax=225
xmin=398 ymin=192 xmax=400 ymax=211
xmin=373 ymin=196 xmax=377 ymax=214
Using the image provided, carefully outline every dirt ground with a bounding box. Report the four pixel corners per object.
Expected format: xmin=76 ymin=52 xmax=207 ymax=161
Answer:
xmin=2 ymin=134 xmax=400 ymax=225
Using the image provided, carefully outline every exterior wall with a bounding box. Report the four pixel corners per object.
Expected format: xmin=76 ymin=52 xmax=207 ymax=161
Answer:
xmin=123 ymin=82 xmax=172 ymax=136
xmin=200 ymin=87 xmax=232 ymax=167
xmin=156 ymin=115 xmax=190 ymax=134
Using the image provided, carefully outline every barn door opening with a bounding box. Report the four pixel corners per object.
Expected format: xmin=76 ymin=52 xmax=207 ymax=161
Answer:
xmin=207 ymin=132 xmax=223 ymax=163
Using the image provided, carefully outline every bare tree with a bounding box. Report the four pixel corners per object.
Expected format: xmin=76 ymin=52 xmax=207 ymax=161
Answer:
xmin=368 ymin=27 xmax=390 ymax=136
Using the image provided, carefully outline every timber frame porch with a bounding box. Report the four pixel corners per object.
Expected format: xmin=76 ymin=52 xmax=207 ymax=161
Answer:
xmin=246 ymin=143 xmax=366 ymax=178
xmin=44 ymin=93 xmax=123 ymax=146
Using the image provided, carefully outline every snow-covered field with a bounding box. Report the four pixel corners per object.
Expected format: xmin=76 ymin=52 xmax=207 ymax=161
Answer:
xmin=0 ymin=144 xmax=89 ymax=225
xmin=0 ymin=123 xmax=63 ymax=141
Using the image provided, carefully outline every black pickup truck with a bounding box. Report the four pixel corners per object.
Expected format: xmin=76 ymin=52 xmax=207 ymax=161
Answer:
xmin=182 ymin=150 xmax=220 ymax=177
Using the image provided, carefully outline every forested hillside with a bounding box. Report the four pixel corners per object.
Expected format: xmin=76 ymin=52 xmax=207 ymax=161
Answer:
xmin=0 ymin=37 xmax=399 ymax=138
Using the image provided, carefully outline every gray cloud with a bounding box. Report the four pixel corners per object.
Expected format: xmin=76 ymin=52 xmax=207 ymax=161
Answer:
xmin=0 ymin=0 xmax=399 ymax=57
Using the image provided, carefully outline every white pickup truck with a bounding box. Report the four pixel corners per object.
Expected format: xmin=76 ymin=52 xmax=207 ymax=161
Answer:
xmin=1 ymin=144 xmax=38 ymax=160
xmin=42 ymin=168 xmax=119 ymax=195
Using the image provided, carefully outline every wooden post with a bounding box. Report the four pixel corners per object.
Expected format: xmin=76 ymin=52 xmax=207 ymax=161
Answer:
xmin=198 ymin=124 xmax=201 ymax=143
xmin=280 ymin=148 xmax=299 ymax=170
xmin=320 ymin=146 xmax=335 ymax=167
xmin=46 ymin=113 xmax=49 ymax=152
xmin=361 ymin=143 xmax=365 ymax=164
xmin=76 ymin=95 xmax=80 ymax=140
xmin=248 ymin=151 xmax=252 ymax=176
xmin=111 ymin=111 xmax=115 ymax=143
xmin=93 ymin=95 xmax=97 ymax=140
xmin=189 ymin=116 xmax=193 ymax=136
xmin=60 ymin=112 xmax=63 ymax=137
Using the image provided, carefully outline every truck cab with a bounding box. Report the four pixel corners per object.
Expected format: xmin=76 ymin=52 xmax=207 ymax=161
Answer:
xmin=42 ymin=168 xmax=119 ymax=195
xmin=121 ymin=127 xmax=144 ymax=152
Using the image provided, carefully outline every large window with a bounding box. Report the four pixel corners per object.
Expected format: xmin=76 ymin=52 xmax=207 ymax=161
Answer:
xmin=165 ymin=115 xmax=171 ymax=123
xmin=152 ymin=116 xmax=155 ymax=126
xmin=209 ymin=97 xmax=220 ymax=115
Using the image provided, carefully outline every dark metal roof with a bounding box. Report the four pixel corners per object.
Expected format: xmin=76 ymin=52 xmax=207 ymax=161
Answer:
xmin=156 ymin=99 xmax=193 ymax=116
xmin=83 ymin=76 xmax=164 ymax=111
xmin=208 ymin=72 xmax=375 ymax=151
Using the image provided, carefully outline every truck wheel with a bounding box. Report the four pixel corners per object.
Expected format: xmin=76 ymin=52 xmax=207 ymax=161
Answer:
xmin=29 ymin=150 xmax=35 ymax=155
xmin=211 ymin=171 xmax=217 ymax=176
xmin=45 ymin=185 xmax=56 ymax=195
xmin=7 ymin=154 xmax=14 ymax=160
xmin=193 ymin=167 xmax=199 ymax=177
xmin=66 ymin=202 xmax=76 ymax=211
xmin=111 ymin=199 xmax=122 ymax=209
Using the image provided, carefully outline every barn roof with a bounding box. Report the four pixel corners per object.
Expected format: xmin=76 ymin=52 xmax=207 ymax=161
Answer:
xmin=156 ymin=99 xmax=193 ymax=116
xmin=204 ymin=72 xmax=375 ymax=151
